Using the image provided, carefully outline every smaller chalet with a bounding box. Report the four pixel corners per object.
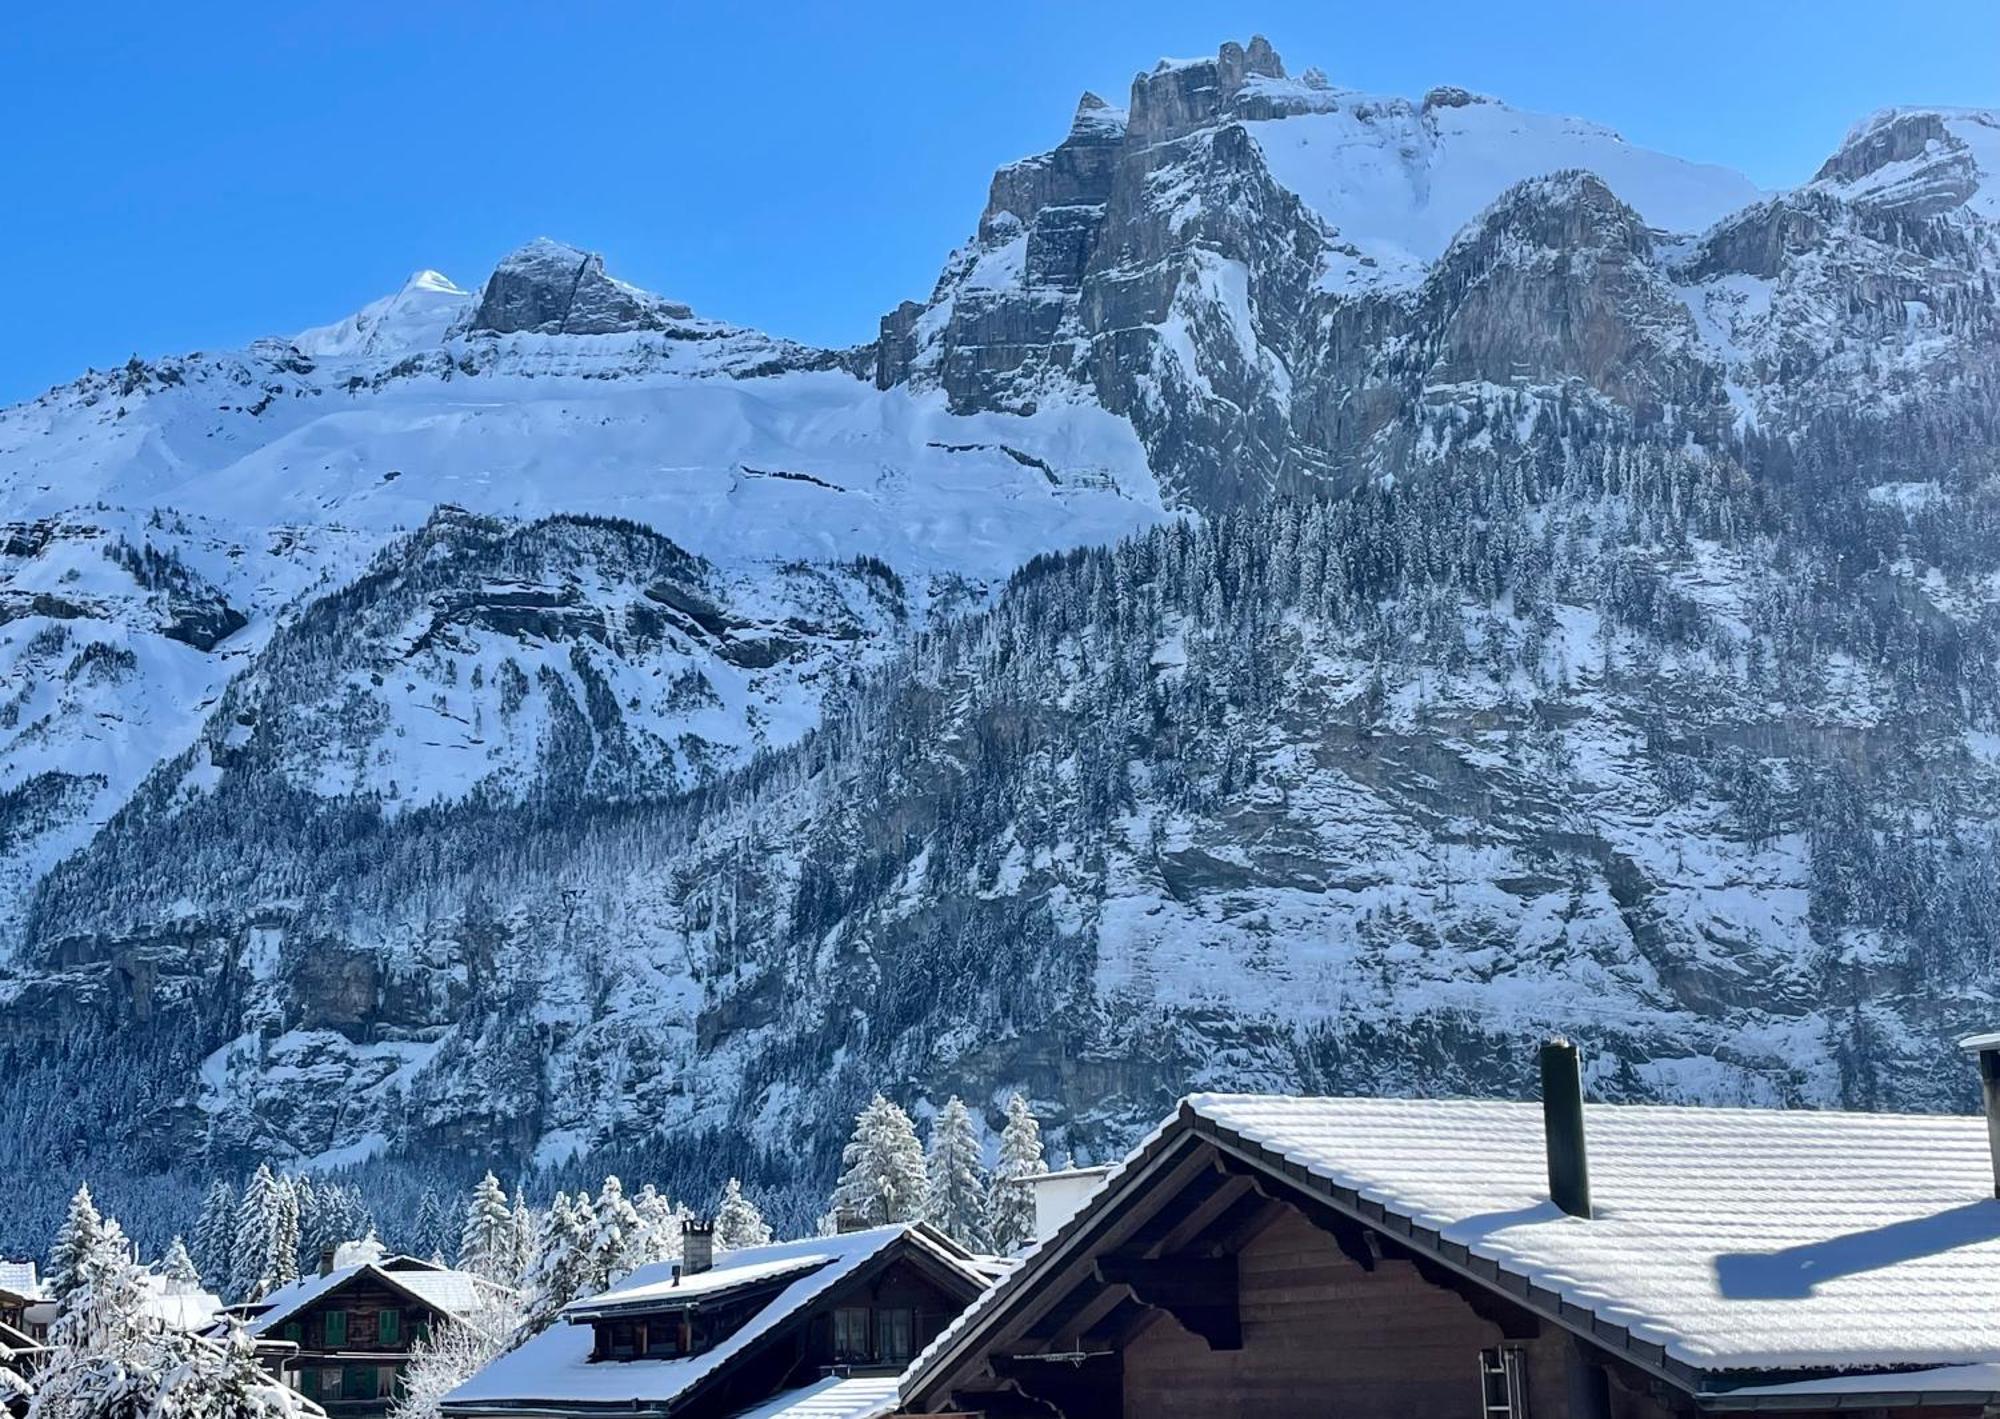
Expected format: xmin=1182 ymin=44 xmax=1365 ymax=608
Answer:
xmin=899 ymin=1039 xmax=2000 ymax=1418
xmin=443 ymin=1222 xmax=992 ymax=1419
xmin=241 ymin=1251 xmax=512 ymax=1415
xmin=0 ymin=1260 xmax=47 ymax=1410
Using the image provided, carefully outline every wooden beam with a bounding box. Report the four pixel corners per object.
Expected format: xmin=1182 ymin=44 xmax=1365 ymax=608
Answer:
xmin=1154 ymin=1173 xmax=1257 ymax=1256
xmin=1093 ymin=1254 xmax=1241 ymax=1351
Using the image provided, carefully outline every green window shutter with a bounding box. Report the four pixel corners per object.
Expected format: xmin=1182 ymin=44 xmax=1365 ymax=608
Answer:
xmin=280 ymin=1321 xmax=301 ymax=1344
xmin=298 ymin=1368 xmax=319 ymax=1399
xmin=343 ymin=1365 xmax=375 ymax=1400
xmin=324 ymin=1309 xmax=348 ymax=1348
xmin=379 ymin=1308 xmax=401 ymax=1346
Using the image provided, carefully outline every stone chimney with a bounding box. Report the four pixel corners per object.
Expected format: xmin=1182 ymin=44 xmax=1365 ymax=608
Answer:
xmin=681 ymin=1219 xmax=714 ymax=1277
xmin=318 ymin=1245 xmax=337 ymax=1277
xmin=1540 ymin=1037 xmax=1592 ymax=1219
xmin=1962 ymin=1034 xmax=2000 ymax=1196
xmin=833 ymin=1208 xmax=871 ymax=1235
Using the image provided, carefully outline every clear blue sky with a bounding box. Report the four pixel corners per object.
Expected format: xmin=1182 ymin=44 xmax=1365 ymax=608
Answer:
xmin=5 ymin=0 xmax=1996 ymax=405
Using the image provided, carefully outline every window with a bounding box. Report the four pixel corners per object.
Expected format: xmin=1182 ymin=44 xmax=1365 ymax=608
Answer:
xmin=378 ymin=1308 xmax=402 ymax=1346
xmin=645 ymin=1323 xmax=683 ymax=1359
xmin=1479 ymin=1346 xmax=1529 ymax=1418
xmin=323 ymin=1309 xmax=348 ymax=1348
xmin=279 ymin=1321 xmax=301 ymax=1344
xmin=878 ymin=1308 xmax=915 ymax=1365
xmin=832 ymin=1307 xmax=870 ymax=1362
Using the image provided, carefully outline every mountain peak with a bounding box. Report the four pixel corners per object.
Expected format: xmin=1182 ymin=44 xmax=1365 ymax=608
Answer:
xmin=1815 ymin=107 xmax=2000 ymax=218
xmin=471 ymin=238 xmax=694 ymax=336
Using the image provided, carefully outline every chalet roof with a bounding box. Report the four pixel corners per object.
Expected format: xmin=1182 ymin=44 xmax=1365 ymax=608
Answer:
xmin=137 ymin=1273 xmax=224 ymax=1333
xmin=442 ymin=1224 xmax=981 ymax=1414
xmin=565 ymin=1253 xmax=832 ymax=1320
xmin=904 ymin=1093 xmax=2000 ymax=1406
xmin=246 ymin=1256 xmax=504 ymax=1336
xmin=0 ymin=1264 xmax=41 ymax=1303
xmin=730 ymin=1374 xmax=899 ymax=1419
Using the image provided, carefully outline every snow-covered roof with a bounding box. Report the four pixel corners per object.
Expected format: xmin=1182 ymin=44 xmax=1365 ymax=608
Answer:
xmin=443 ymin=1225 xmax=980 ymax=1413
xmin=246 ymin=1257 xmax=500 ymax=1336
xmin=138 ymin=1273 xmax=224 ymax=1333
xmin=567 ymin=1253 xmax=832 ymax=1318
xmin=0 ymin=1262 xmax=41 ymax=1301
xmin=908 ymin=1093 xmax=2000 ymax=1400
xmin=730 ymin=1375 xmax=899 ymax=1419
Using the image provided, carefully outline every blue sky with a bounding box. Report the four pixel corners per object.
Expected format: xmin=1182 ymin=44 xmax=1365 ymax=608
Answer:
xmin=4 ymin=0 xmax=1996 ymax=405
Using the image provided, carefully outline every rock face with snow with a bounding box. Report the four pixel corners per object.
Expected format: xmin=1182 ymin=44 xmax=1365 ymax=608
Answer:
xmin=2 ymin=36 xmax=1999 ymax=1245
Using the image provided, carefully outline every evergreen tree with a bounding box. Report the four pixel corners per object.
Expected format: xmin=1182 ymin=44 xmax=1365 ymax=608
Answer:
xmin=229 ymin=1164 xmax=286 ymax=1302
xmin=159 ymin=1236 xmax=200 ymax=1291
xmin=629 ymin=1186 xmax=685 ymax=1268
xmin=828 ymin=1094 xmax=927 ymax=1228
xmin=520 ymin=1193 xmax=586 ymax=1332
xmin=580 ymin=1177 xmax=641 ymax=1292
xmin=46 ymin=1183 xmax=107 ymax=1304
xmin=924 ymin=1097 xmax=990 ymax=1248
xmin=509 ymin=1194 xmax=538 ymax=1286
xmin=411 ymin=1189 xmax=451 ymax=1265
xmin=458 ymin=1173 xmax=516 ymax=1284
xmin=713 ymin=1180 xmax=771 ymax=1252
xmin=987 ymin=1092 xmax=1047 ymax=1253
xmin=270 ymin=1177 xmax=301 ymax=1291
xmin=191 ymin=1180 xmax=236 ymax=1291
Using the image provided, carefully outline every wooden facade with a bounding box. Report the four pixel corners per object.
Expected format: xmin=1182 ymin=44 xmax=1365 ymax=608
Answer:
xmin=262 ymin=1270 xmax=449 ymax=1416
xmin=899 ymin=1111 xmax=1992 ymax=1419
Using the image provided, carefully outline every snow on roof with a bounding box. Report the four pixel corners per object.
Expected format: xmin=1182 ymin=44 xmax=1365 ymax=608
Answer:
xmin=0 ymin=1262 xmax=41 ymax=1301
xmin=247 ymin=1257 xmax=498 ymax=1336
xmin=443 ymin=1226 xmax=976 ymax=1411
xmin=1191 ymin=1094 xmax=2000 ymax=1375
xmin=729 ymin=1374 xmax=899 ymax=1419
xmin=568 ymin=1253 xmax=832 ymax=1317
xmin=138 ymin=1273 xmax=224 ymax=1333
xmin=910 ymin=1094 xmax=2000 ymax=1397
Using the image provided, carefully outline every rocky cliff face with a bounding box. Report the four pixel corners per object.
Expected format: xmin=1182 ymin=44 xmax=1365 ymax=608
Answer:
xmin=2 ymin=37 xmax=1998 ymax=1246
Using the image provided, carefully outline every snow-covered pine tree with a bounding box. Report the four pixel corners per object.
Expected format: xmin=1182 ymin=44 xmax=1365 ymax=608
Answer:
xmin=191 ymin=1180 xmax=236 ymax=1291
xmin=153 ymin=1321 xmax=317 ymax=1419
xmin=713 ymin=1179 xmax=771 ymax=1251
xmin=270 ymin=1176 xmax=301 ymax=1291
xmin=827 ymin=1094 xmax=927 ymax=1228
xmin=520 ymin=1192 xmax=586 ymax=1332
xmin=987 ymin=1092 xmax=1048 ymax=1253
xmin=411 ymin=1189 xmax=450 ymax=1265
xmin=46 ymin=1183 xmax=107 ymax=1303
xmin=580 ymin=1177 xmax=641 ymax=1292
xmin=924 ymin=1097 xmax=990 ymax=1248
xmin=508 ymin=1193 xmax=538 ymax=1286
xmin=229 ymin=1164 xmax=286 ymax=1302
xmin=458 ymin=1173 xmax=515 ymax=1284
xmin=30 ymin=1212 xmax=177 ymax=1415
xmin=629 ymin=1186 xmax=685 ymax=1268
xmin=159 ymin=1236 xmax=200 ymax=1291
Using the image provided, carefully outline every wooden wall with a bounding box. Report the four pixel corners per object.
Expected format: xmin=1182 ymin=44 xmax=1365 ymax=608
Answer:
xmin=1119 ymin=1208 xmax=1671 ymax=1419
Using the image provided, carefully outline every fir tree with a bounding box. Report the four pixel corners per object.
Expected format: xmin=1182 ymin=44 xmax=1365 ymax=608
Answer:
xmin=411 ymin=1189 xmax=451 ymax=1265
xmin=46 ymin=1183 xmax=107 ymax=1304
xmin=229 ymin=1164 xmax=286 ymax=1302
xmin=713 ymin=1179 xmax=771 ymax=1251
xmin=159 ymin=1236 xmax=200 ymax=1291
xmin=629 ymin=1186 xmax=686 ymax=1268
xmin=987 ymin=1092 xmax=1047 ymax=1253
xmin=458 ymin=1173 xmax=516 ymax=1285
xmin=191 ymin=1180 xmax=236 ymax=1292
xmin=520 ymin=1193 xmax=586 ymax=1332
xmin=580 ymin=1177 xmax=641 ymax=1292
xmin=924 ymin=1097 xmax=990 ymax=1248
xmin=828 ymin=1094 xmax=927 ymax=1228
xmin=270 ymin=1176 xmax=301 ymax=1291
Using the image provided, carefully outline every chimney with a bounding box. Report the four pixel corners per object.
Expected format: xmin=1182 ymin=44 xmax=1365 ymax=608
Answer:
xmin=318 ymin=1245 xmax=337 ymax=1277
xmin=1962 ymin=1034 xmax=2000 ymax=1196
xmin=1540 ymin=1037 xmax=1592 ymax=1219
xmin=681 ymin=1219 xmax=714 ymax=1277
xmin=833 ymin=1208 xmax=870 ymax=1235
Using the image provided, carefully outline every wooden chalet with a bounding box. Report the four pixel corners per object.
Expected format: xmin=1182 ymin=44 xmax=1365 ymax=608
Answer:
xmin=241 ymin=1251 xmax=512 ymax=1415
xmin=0 ymin=1264 xmax=45 ymax=1347
xmin=443 ymin=1222 xmax=995 ymax=1419
xmin=897 ymin=1040 xmax=2000 ymax=1418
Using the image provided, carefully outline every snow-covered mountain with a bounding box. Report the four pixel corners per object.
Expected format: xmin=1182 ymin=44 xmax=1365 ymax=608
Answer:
xmin=3 ymin=36 xmax=1998 ymax=1247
